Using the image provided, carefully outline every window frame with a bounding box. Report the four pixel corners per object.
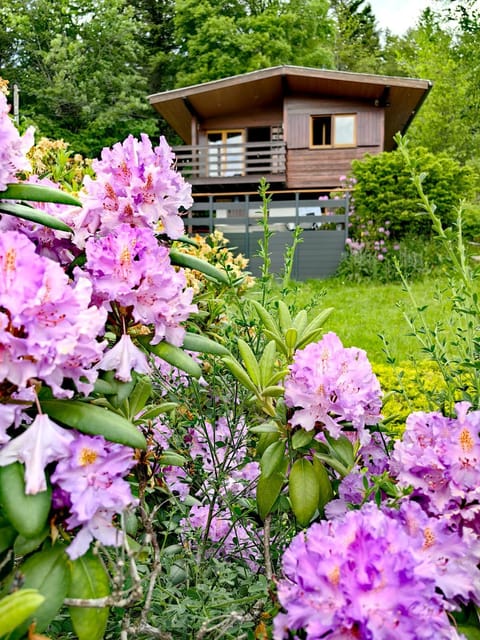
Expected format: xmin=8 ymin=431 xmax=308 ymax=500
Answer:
xmin=206 ymin=129 xmax=245 ymax=177
xmin=310 ymin=114 xmax=357 ymax=149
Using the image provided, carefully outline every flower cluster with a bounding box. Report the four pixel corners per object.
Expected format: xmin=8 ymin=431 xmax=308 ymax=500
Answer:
xmin=51 ymin=433 xmax=137 ymax=559
xmin=0 ymin=90 xmax=34 ymax=190
xmin=391 ymin=402 xmax=480 ymax=529
xmin=0 ymin=230 xmax=107 ymax=407
xmin=284 ymin=332 xmax=382 ymax=444
xmin=82 ymin=223 xmax=196 ymax=349
xmin=274 ymin=503 xmax=468 ymax=640
xmin=76 ymin=134 xmax=192 ymax=247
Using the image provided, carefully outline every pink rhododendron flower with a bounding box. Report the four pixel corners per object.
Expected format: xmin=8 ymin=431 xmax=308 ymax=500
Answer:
xmin=82 ymin=223 xmax=196 ymax=346
xmin=0 ymin=231 xmax=107 ymax=397
xmin=74 ymin=134 xmax=192 ymax=246
xmin=0 ymin=92 xmax=34 ymax=190
xmin=0 ymin=413 xmax=74 ymax=494
xmin=0 ymin=176 xmax=80 ymax=266
xmin=51 ymin=433 xmax=137 ymax=558
xmin=284 ymin=332 xmax=382 ymax=444
xmin=274 ymin=503 xmax=465 ymax=640
xmin=391 ymin=402 xmax=480 ymax=529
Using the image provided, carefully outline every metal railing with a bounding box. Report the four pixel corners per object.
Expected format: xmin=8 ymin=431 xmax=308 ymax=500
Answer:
xmin=172 ymin=141 xmax=286 ymax=179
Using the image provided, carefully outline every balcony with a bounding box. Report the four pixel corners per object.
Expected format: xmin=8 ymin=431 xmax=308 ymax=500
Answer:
xmin=172 ymin=140 xmax=286 ymax=186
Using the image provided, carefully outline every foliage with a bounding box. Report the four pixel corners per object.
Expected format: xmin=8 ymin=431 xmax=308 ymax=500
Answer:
xmin=349 ymin=144 xmax=476 ymax=241
xmin=0 ymin=0 xmax=158 ymax=157
xmin=329 ymin=0 xmax=383 ymax=72
xmin=171 ymin=0 xmax=335 ymax=86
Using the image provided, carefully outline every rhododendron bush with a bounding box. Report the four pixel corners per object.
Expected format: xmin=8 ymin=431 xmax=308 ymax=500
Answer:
xmin=0 ymin=81 xmax=479 ymax=640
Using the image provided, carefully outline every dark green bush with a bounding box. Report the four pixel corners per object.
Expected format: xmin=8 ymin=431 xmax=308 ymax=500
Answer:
xmin=350 ymin=146 xmax=476 ymax=241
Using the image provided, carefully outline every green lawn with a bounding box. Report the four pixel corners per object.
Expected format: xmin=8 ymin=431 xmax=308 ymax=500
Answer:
xmin=285 ymin=276 xmax=450 ymax=364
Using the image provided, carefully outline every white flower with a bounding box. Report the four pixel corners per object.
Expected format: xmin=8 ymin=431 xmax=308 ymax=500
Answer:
xmin=0 ymin=413 xmax=74 ymax=494
xmin=97 ymin=333 xmax=150 ymax=382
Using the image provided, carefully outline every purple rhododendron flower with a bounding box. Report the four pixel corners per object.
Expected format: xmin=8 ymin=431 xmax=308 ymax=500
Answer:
xmin=284 ymin=332 xmax=382 ymax=444
xmin=0 ymin=176 xmax=80 ymax=266
xmin=74 ymin=134 xmax=192 ymax=246
xmin=0 ymin=231 xmax=107 ymax=397
xmin=82 ymin=223 xmax=196 ymax=346
xmin=51 ymin=433 xmax=137 ymax=558
xmin=274 ymin=503 xmax=464 ymax=640
xmin=391 ymin=402 xmax=480 ymax=528
xmin=0 ymin=92 xmax=34 ymax=190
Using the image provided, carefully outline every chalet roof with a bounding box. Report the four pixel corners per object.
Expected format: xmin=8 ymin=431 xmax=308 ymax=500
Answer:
xmin=148 ymin=65 xmax=431 ymax=151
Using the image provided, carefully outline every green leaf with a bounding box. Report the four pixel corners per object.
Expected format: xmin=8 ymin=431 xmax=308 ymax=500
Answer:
xmin=458 ymin=626 xmax=480 ymax=640
xmin=0 ymin=202 xmax=73 ymax=233
xmin=222 ymin=356 xmax=258 ymax=394
xmin=325 ymin=434 xmax=355 ymax=469
xmin=68 ymin=550 xmax=110 ymax=640
xmin=288 ymin=458 xmax=320 ymax=527
xmin=139 ymin=403 xmax=178 ymax=420
xmin=1 ymin=182 xmax=81 ymax=206
xmin=182 ymin=332 xmax=230 ymax=356
xmin=301 ymin=308 xmax=334 ymax=338
xmin=9 ymin=546 xmax=70 ymax=638
xmin=250 ymin=300 xmax=281 ymax=337
xmin=140 ymin=339 xmax=202 ymax=379
xmin=277 ymin=300 xmax=293 ymax=333
xmin=258 ymin=340 xmax=277 ymax=387
xmin=169 ymin=248 xmax=230 ymax=284
xmin=0 ymin=589 xmax=45 ymax=637
xmin=284 ymin=327 xmax=298 ymax=350
xmin=237 ymin=338 xmax=261 ymax=386
xmin=0 ymin=522 xmax=17 ymax=554
xmin=312 ymin=458 xmax=334 ymax=511
xmin=292 ymin=309 xmax=308 ymax=336
xmin=14 ymin=528 xmax=49 ymax=556
xmin=127 ymin=376 xmax=153 ymax=418
xmin=291 ymin=428 xmax=314 ymax=450
xmin=256 ymin=462 xmax=287 ymax=520
xmin=158 ymin=451 xmax=187 ymax=466
xmin=0 ymin=463 xmax=51 ymax=539
xmin=249 ymin=421 xmax=281 ymax=434
xmin=260 ymin=440 xmax=286 ymax=478
xmin=40 ymin=400 xmax=146 ymax=449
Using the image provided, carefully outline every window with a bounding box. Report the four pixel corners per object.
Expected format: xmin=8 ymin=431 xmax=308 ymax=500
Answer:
xmin=207 ymin=130 xmax=244 ymax=177
xmin=311 ymin=114 xmax=356 ymax=148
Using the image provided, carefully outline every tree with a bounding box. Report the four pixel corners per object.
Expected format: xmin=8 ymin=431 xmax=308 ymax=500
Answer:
xmin=0 ymin=0 xmax=158 ymax=157
xmin=172 ymin=0 xmax=335 ymax=87
xmin=329 ymin=0 xmax=382 ymax=72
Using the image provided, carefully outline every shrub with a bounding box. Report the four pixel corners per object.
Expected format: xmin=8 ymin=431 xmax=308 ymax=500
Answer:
xmin=349 ymin=145 xmax=476 ymax=241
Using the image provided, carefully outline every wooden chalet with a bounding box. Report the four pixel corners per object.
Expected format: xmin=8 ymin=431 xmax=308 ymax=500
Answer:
xmin=148 ymin=66 xmax=431 ymax=279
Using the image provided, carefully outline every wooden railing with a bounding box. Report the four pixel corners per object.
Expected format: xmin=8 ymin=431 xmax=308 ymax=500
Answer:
xmin=172 ymin=141 xmax=286 ymax=179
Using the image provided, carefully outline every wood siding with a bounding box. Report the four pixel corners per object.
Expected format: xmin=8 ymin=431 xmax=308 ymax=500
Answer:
xmin=198 ymin=106 xmax=283 ymax=143
xmin=284 ymin=96 xmax=383 ymax=188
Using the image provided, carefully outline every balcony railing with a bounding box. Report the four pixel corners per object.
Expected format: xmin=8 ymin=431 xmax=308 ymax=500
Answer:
xmin=172 ymin=141 xmax=286 ymax=180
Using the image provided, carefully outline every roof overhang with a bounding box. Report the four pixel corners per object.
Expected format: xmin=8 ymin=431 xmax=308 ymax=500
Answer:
xmin=148 ymin=65 xmax=432 ymax=151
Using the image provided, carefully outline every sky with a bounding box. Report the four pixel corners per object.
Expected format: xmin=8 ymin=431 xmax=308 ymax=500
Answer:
xmin=368 ymin=0 xmax=433 ymax=34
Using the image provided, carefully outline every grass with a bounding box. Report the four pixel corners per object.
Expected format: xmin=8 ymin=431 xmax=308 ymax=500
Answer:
xmin=283 ymin=275 xmax=451 ymax=364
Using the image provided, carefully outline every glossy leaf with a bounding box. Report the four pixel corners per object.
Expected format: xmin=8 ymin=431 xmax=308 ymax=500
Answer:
xmin=127 ymin=376 xmax=153 ymax=419
xmin=237 ymin=338 xmax=261 ymax=386
xmin=169 ymin=248 xmax=230 ymax=284
xmin=256 ymin=462 xmax=287 ymax=520
xmin=277 ymin=300 xmax=293 ymax=333
xmin=2 ymin=182 xmax=81 ymax=206
xmin=182 ymin=332 xmax=230 ymax=356
xmin=68 ymin=550 xmax=110 ymax=640
xmin=222 ymin=356 xmax=258 ymax=394
xmin=326 ymin=434 xmax=355 ymax=468
xmin=289 ymin=458 xmax=320 ymax=527
xmin=0 ymin=463 xmax=51 ymax=539
xmin=258 ymin=340 xmax=277 ymax=386
xmin=249 ymin=421 xmax=281 ymax=434
xmin=9 ymin=546 xmax=70 ymax=638
xmin=140 ymin=339 xmax=202 ymax=379
xmin=0 ymin=202 xmax=73 ymax=233
xmin=284 ymin=327 xmax=298 ymax=350
xmin=0 ymin=589 xmax=45 ymax=637
xmin=292 ymin=309 xmax=308 ymax=336
xmin=312 ymin=458 xmax=334 ymax=510
xmin=260 ymin=440 xmax=286 ymax=478
xmin=250 ymin=300 xmax=281 ymax=337
xmin=158 ymin=451 xmax=187 ymax=466
xmin=291 ymin=428 xmax=314 ymax=450
xmin=40 ymin=400 xmax=146 ymax=449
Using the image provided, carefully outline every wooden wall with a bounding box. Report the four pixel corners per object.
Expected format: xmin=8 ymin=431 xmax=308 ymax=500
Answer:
xmin=285 ymin=96 xmax=383 ymax=189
